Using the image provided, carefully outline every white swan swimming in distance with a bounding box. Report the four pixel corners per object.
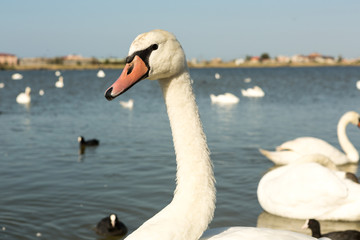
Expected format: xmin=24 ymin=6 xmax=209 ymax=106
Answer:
xmin=55 ymin=76 xmax=64 ymax=88
xmin=12 ymin=73 xmax=23 ymax=80
xmin=119 ymin=99 xmax=134 ymax=109
xmin=97 ymin=70 xmax=106 ymax=78
xmin=210 ymin=93 xmax=239 ymax=104
xmin=104 ymin=29 xmax=316 ymax=240
xmin=241 ymin=86 xmax=265 ymax=97
xmin=259 ymin=111 xmax=360 ymax=165
xmin=16 ymin=86 xmax=31 ymax=104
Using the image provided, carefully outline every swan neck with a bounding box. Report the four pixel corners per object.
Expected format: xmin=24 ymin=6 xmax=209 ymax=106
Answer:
xmin=337 ymin=114 xmax=359 ymax=162
xmin=158 ymin=71 xmax=216 ymax=239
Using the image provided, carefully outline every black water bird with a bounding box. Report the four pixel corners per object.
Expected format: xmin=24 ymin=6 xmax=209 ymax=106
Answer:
xmin=96 ymin=213 xmax=127 ymax=237
xmin=78 ymin=136 xmax=99 ymax=154
xmin=303 ymin=219 xmax=360 ymax=240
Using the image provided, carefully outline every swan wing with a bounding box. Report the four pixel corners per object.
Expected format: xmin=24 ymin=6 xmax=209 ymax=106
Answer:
xmin=259 ymin=148 xmax=302 ymax=165
xmin=277 ymin=137 xmax=348 ymax=165
xmin=201 ymin=227 xmax=316 ymax=240
xmin=258 ymin=162 xmax=349 ymax=219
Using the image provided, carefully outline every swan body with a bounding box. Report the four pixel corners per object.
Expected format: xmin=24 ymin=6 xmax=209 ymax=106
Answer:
xmin=119 ymin=99 xmax=134 ymax=109
xmin=16 ymin=87 xmax=31 ymax=104
xmin=260 ymin=111 xmax=360 ymax=165
xmin=201 ymin=227 xmax=316 ymax=240
xmin=241 ymin=86 xmax=265 ymax=97
xmin=55 ymin=70 xmax=61 ymax=77
xmin=210 ymin=93 xmax=239 ymax=104
xmin=55 ymin=76 xmax=64 ymax=88
xmin=215 ymin=73 xmax=221 ymax=79
xmin=12 ymin=73 xmax=23 ymax=80
xmin=97 ymin=70 xmax=106 ymax=78
xmin=39 ymin=89 xmax=45 ymax=96
xmin=105 ymin=29 xmax=316 ymax=240
xmin=257 ymin=159 xmax=360 ymax=221
xmin=0 ymin=82 xmax=4 ymax=88
xmin=356 ymin=80 xmax=360 ymax=90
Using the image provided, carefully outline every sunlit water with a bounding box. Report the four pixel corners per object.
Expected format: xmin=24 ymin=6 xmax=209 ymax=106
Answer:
xmin=1 ymin=67 xmax=360 ymax=239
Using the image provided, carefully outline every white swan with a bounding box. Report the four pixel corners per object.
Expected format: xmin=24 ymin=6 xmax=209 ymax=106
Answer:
xmin=215 ymin=73 xmax=221 ymax=79
xmin=55 ymin=70 xmax=61 ymax=77
xmin=97 ymin=69 xmax=106 ymax=78
xmin=16 ymin=86 xmax=31 ymax=104
xmin=241 ymin=86 xmax=265 ymax=97
xmin=0 ymin=82 xmax=4 ymax=88
xmin=104 ymin=29 xmax=316 ymax=240
xmin=210 ymin=93 xmax=239 ymax=104
xmin=356 ymin=80 xmax=360 ymax=90
xmin=257 ymin=155 xmax=360 ymax=221
xmin=259 ymin=111 xmax=360 ymax=165
xmin=244 ymin=77 xmax=252 ymax=83
xmin=119 ymin=99 xmax=134 ymax=109
xmin=12 ymin=73 xmax=23 ymax=80
xmin=55 ymin=76 xmax=64 ymax=88
xmin=39 ymin=89 xmax=45 ymax=96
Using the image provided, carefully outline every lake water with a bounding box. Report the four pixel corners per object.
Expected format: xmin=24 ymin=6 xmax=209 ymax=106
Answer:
xmin=1 ymin=66 xmax=360 ymax=239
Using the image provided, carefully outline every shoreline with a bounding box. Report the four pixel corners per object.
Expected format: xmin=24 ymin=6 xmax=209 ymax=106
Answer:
xmin=1 ymin=62 xmax=360 ymax=71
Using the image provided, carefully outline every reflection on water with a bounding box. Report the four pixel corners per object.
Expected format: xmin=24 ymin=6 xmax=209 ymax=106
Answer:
xmin=257 ymin=211 xmax=360 ymax=235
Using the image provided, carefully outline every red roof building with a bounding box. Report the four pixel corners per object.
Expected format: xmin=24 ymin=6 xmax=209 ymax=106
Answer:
xmin=0 ymin=53 xmax=18 ymax=66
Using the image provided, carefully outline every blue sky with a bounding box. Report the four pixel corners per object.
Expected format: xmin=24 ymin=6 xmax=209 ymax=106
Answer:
xmin=1 ymin=0 xmax=359 ymax=60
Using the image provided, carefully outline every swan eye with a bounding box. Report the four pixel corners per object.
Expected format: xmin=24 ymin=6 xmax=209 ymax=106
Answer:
xmin=152 ymin=44 xmax=158 ymax=50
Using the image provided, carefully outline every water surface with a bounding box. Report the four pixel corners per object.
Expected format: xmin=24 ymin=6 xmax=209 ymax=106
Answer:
xmin=1 ymin=67 xmax=360 ymax=239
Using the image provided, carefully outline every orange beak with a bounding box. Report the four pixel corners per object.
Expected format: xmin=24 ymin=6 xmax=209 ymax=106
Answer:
xmin=105 ymin=55 xmax=148 ymax=101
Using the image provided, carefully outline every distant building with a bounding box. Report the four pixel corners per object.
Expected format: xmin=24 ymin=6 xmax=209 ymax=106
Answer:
xmin=234 ymin=58 xmax=245 ymax=65
xmin=0 ymin=53 xmax=18 ymax=66
xmin=291 ymin=55 xmax=309 ymax=63
xmin=19 ymin=57 xmax=48 ymax=66
xmin=62 ymin=54 xmax=94 ymax=66
xmin=276 ymin=55 xmax=291 ymax=63
xmin=249 ymin=56 xmax=260 ymax=63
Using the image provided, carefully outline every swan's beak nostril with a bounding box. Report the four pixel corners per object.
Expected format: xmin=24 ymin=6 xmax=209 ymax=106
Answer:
xmin=105 ymin=87 xmax=115 ymax=101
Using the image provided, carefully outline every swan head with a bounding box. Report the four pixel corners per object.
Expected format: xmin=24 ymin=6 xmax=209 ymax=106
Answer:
xmin=25 ymin=86 xmax=31 ymax=94
xmin=105 ymin=29 xmax=186 ymax=100
xmin=341 ymin=111 xmax=360 ymax=127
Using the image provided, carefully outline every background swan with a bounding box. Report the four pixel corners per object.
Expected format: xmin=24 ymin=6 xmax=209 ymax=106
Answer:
xmin=244 ymin=77 xmax=252 ymax=83
xmin=241 ymin=86 xmax=265 ymax=97
xmin=97 ymin=69 xmax=106 ymax=78
xmin=105 ymin=29 xmax=316 ymax=240
xmin=257 ymin=156 xmax=360 ymax=221
xmin=356 ymin=80 xmax=360 ymax=90
xmin=210 ymin=93 xmax=239 ymax=104
xmin=55 ymin=76 xmax=64 ymax=88
xmin=16 ymin=86 xmax=31 ymax=104
xmin=259 ymin=111 xmax=360 ymax=165
xmin=12 ymin=73 xmax=23 ymax=80
xmin=119 ymin=99 xmax=134 ymax=109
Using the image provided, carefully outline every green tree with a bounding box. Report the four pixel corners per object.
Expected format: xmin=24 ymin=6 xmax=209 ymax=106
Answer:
xmin=260 ymin=53 xmax=270 ymax=61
